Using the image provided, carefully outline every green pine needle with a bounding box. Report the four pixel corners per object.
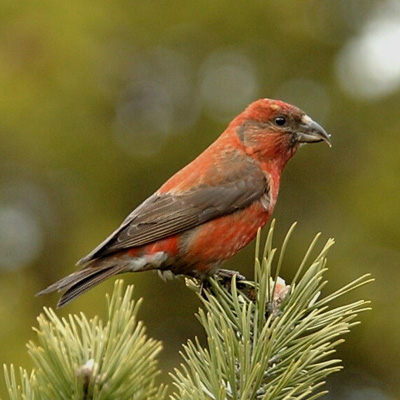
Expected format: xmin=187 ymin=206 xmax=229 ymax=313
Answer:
xmin=4 ymin=281 xmax=164 ymax=400
xmin=171 ymin=225 xmax=372 ymax=400
xmin=4 ymin=223 xmax=372 ymax=400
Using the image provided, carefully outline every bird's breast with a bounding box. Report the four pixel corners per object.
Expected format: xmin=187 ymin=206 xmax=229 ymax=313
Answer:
xmin=178 ymin=200 xmax=271 ymax=273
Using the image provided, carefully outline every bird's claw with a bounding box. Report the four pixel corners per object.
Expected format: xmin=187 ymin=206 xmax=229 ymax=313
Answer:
xmin=215 ymin=268 xmax=246 ymax=281
xmin=200 ymin=268 xmax=247 ymax=293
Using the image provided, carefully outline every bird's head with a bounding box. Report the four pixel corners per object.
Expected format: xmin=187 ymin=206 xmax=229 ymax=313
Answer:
xmin=233 ymin=98 xmax=331 ymax=169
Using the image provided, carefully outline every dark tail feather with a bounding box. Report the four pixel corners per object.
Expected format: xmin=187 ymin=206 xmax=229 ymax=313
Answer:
xmin=57 ymin=266 xmax=126 ymax=307
xmin=36 ymin=264 xmax=126 ymax=308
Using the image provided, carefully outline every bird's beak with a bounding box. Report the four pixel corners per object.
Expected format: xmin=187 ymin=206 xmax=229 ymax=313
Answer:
xmin=297 ymin=115 xmax=331 ymax=147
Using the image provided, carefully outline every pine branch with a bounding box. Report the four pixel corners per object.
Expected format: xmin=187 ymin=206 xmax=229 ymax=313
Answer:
xmin=171 ymin=223 xmax=373 ymax=399
xmin=3 ymin=283 xmax=166 ymax=400
xmin=3 ymin=223 xmax=372 ymax=400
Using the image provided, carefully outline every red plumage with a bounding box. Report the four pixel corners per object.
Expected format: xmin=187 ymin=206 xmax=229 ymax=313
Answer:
xmin=38 ymin=98 xmax=331 ymax=307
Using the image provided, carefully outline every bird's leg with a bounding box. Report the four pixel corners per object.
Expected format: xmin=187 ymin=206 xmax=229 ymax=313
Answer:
xmin=157 ymin=269 xmax=177 ymax=282
xmin=208 ymin=268 xmax=247 ymax=292
xmin=216 ymin=268 xmax=246 ymax=282
xmin=187 ymin=267 xmax=248 ymax=297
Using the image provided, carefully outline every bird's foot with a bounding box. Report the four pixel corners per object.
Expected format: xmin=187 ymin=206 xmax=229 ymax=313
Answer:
xmin=201 ymin=268 xmax=247 ymax=293
xmin=157 ymin=269 xmax=177 ymax=282
xmin=185 ymin=268 xmax=247 ymax=295
xmin=215 ymin=268 xmax=246 ymax=282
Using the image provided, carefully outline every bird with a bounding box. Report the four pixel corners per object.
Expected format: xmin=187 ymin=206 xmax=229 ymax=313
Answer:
xmin=37 ymin=98 xmax=331 ymax=307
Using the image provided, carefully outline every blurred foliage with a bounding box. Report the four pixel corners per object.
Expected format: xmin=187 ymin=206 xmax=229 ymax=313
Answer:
xmin=0 ymin=0 xmax=399 ymax=398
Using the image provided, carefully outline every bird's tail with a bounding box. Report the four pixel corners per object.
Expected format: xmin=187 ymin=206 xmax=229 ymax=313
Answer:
xmin=36 ymin=263 xmax=127 ymax=308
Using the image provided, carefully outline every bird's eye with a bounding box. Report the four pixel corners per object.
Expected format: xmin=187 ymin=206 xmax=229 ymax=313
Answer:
xmin=274 ymin=116 xmax=287 ymax=126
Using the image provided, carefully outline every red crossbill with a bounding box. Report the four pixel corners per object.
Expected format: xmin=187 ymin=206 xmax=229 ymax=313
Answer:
xmin=38 ymin=98 xmax=331 ymax=307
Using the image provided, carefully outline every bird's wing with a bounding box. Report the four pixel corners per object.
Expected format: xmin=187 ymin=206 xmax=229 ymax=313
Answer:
xmin=77 ymin=157 xmax=269 ymax=265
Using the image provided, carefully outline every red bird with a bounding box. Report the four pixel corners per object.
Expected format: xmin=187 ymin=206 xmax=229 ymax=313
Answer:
xmin=38 ymin=98 xmax=331 ymax=307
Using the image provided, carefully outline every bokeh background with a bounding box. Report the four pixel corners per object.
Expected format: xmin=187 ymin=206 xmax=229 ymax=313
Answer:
xmin=1 ymin=0 xmax=399 ymax=398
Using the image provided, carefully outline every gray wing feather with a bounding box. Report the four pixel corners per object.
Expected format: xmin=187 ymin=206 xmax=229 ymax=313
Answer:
xmin=77 ymin=157 xmax=269 ymax=265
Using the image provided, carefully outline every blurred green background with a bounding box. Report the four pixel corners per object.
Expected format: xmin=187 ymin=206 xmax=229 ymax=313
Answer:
xmin=1 ymin=0 xmax=399 ymax=398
